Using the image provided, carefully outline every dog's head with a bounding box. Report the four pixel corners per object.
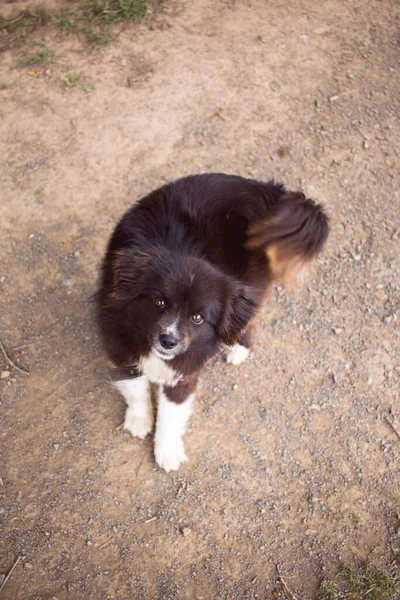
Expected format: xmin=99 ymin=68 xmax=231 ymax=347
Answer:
xmin=110 ymin=247 xmax=259 ymax=361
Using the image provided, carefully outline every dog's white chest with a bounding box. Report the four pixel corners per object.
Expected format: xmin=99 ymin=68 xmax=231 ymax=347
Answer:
xmin=139 ymin=354 xmax=180 ymax=386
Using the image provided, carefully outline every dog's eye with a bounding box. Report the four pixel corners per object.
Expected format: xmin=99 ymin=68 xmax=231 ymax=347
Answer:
xmin=191 ymin=313 xmax=204 ymax=325
xmin=154 ymin=297 xmax=165 ymax=308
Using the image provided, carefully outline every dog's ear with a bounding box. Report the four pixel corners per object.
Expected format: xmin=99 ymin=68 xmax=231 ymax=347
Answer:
xmin=217 ymin=282 xmax=259 ymax=346
xmin=111 ymin=247 xmax=153 ymax=300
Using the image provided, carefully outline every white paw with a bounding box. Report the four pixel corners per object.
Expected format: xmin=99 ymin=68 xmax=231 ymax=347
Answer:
xmin=226 ymin=344 xmax=249 ymax=366
xmin=124 ymin=408 xmax=153 ymax=439
xmin=154 ymin=439 xmax=188 ymax=472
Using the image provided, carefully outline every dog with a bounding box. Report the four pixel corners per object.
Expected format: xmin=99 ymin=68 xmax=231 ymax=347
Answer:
xmin=95 ymin=173 xmax=329 ymax=471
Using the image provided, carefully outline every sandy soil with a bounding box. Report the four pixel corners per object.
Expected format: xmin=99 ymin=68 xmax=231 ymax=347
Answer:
xmin=1 ymin=0 xmax=399 ymax=598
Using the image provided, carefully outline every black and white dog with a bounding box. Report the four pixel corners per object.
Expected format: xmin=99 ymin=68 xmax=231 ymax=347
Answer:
xmin=95 ymin=174 xmax=329 ymax=471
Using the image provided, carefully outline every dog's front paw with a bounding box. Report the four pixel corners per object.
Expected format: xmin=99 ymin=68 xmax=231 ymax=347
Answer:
xmin=154 ymin=438 xmax=188 ymax=472
xmin=226 ymin=344 xmax=249 ymax=366
xmin=124 ymin=408 xmax=153 ymax=439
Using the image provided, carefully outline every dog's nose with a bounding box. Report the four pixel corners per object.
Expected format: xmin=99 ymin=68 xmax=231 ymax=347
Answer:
xmin=159 ymin=334 xmax=178 ymax=350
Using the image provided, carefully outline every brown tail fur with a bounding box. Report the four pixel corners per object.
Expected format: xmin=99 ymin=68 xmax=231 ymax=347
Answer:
xmin=246 ymin=192 xmax=329 ymax=285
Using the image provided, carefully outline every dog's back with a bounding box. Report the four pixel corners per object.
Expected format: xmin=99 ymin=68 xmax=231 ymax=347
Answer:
xmin=101 ymin=173 xmax=328 ymax=295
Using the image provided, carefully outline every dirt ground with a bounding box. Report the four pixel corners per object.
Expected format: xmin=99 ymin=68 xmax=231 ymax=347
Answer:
xmin=1 ymin=0 xmax=399 ymax=598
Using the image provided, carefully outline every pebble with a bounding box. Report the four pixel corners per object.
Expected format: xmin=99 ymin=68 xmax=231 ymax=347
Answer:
xmin=25 ymin=563 xmax=34 ymax=570
xmin=0 ymin=506 xmax=5 ymax=515
xmin=232 ymin=384 xmax=238 ymax=391
xmin=74 ymin=250 xmax=81 ymax=258
xmin=333 ymin=328 xmax=343 ymax=335
xmin=181 ymin=527 xmax=191 ymax=537
xmin=1 ymin=371 xmax=10 ymax=379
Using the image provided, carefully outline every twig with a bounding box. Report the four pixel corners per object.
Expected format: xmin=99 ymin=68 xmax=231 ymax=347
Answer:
xmin=45 ymin=380 xmax=71 ymax=402
xmin=97 ymin=537 xmax=114 ymax=550
xmin=355 ymin=127 xmax=369 ymax=141
xmin=0 ymin=339 xmax=30 ymax=375
xmin=12 ymin=343 xmax=34 ymax=351
xmin=384 ymin=416 xmax=400 ymax=442
xmin=210 ymin=110 xmax=226 ymax=121
xmin=145 ymin=516 xmax=157 ymax=524
xmin=115 ymin=422 xmax=124 ymax=431
xmin=276 ymin=564 xmax=298 ymax=600
xmin=0 ymin=556 xmax=22 ymax=594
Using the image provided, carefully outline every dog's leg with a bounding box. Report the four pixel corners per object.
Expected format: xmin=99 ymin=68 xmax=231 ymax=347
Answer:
xmin=114 ymin=377 xmax=153 ymax=439
xmin=154 ymin=379 xmax=197 ymax=472
xmin=226 ymin=329 xmax=251 ymax=365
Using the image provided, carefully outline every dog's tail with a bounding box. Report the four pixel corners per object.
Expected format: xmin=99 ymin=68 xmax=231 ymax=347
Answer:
xmin=246 ymin=192 xmax=329 ymax=285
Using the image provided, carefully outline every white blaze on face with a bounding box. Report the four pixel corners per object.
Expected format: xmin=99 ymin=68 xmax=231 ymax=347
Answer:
xmin=165 ymin=317 xmax=179 ymax=338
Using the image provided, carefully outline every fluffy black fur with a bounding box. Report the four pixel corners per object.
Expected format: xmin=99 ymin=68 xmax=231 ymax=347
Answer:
xmin=95 ymin=173 xmax=329 ymax=379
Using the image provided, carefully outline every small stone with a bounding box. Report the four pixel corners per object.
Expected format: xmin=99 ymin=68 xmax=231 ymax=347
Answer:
xmin=74 ymin=250 xmax=80 ymax=258
xmin=232 ymin=384 xmax=238 ymax=391
xmin=353 ymin=254 xmax=361 ymax=261
xmin=1 ymin=371 xmax=10 ymax=379
xmin=0 ymin=506 xmax=5 ymax=514
xmin=329 ymin=94 xmax=339 ymax=102
xmin=54 ymin=444 xmax=60 ymax=450
xmin=25 ymin=563 xmax=34 ymax=570
xmin=181 ymin=527 xmax=191 ymax=537
xmin=333 ymin=328 xmax=343 ymax=335
xmin=270 ymin=80 xmax=280 ymax=91
xmin=363 ymin=140 xmax=369 ymax=150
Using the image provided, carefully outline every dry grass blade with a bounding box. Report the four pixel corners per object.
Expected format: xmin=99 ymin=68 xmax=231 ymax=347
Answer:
xmin=0 ymin=556 xmax=22 ymax=594
xmin=276 ymin=564 xmax=298 ymax=600
xmin=0 ymin=339 xmax=30 ymax=375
